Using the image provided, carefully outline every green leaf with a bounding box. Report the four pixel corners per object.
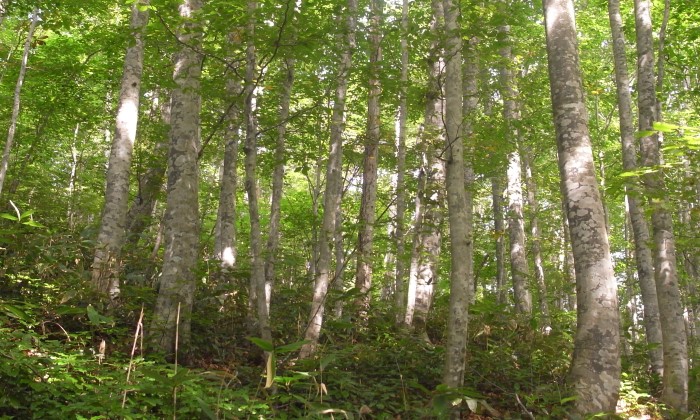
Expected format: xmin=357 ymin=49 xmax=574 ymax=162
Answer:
xmin=247 ymin=336 xmax=274 ymax=352
xmin=635 ymin=130 xmax=656 ymax=138
xmin=0 ymin=213 xmax=18 ymax=221
xmin=22 ymin=220 xmax=45 ymax=228
xmin=276 ymin=340 xmax=310 ymax=354
xmin=86 ymin=304 xmax=113 ymax=326
xmin=19 ymin=210 xmax=35 ymax=219
xmin=653 ymin=121 xmax=679 ymax=132
xmin=2 ymin=303 xmax=31 ymax=323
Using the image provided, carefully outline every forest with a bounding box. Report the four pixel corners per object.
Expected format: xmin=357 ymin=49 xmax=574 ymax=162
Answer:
xmin=0 ymin=0 xmax=699 ymax=418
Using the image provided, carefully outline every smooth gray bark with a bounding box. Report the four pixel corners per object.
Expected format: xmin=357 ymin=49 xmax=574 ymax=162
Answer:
xmin=242 ymin=0 xmax=272 ymax=343
xmin=442 ymin=0 xmax=472 ymax=392
xmin=498 ymin=23 xmax=532 ymax=315
xmin=543 ymin=0 xmax=621 ymax=414
xmin=92 ymin=2 xmax=149 ymax=299
xmin=393 ymin=0 xmax=409 ymax=327
xmin=354 ymin=0 xmax=383 ymax=319
xmin=634 ymin=0 xmax=688 ymax=410
xmin=148 ymin=0 xmax=203 ymax=357
xmin=265 ymin=53 xmax=295 ymax=314
xmin=405 ymin=0 xmax=444 ymax=338
xmin=299 ymin=0 xmax=358 ymax=358
xmin=0 ymin=9 xmax=40 ymax=195
xmin=607 ymin=0 xmax=663 ymax=376
xmin=213 ymin=74 xmax=241 ymax=269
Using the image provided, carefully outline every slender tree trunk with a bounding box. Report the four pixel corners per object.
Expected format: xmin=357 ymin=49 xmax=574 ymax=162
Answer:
xmin=607 ymin=0 xmax=663 ymax=376
xmin=242 ymin=0 xmax=272 ymax=343
xmin=523 ymin=150 xmax=549 ymax=326
xmin=442 ymin=0 xmax=472 ymax=393
xmin=299 ymin=0 xmax=358 ymax=358
xmin=405 ymin=168 xmax=425 ymax=328
xmin=543 ymin=0 xmax=621 ymax=414
xmin=492 ymin=177 xmax=507 ymax=304
xmin=354 ymin=0 xmax=383 ymax=320
xmin=0 ymin=9 xmax=40 ymax=195
xmin=213 ymin=74 xmax=241 ymax=269
xmin=634 ymin=0 xmax=688 ymax=410
xmin=148 ymin=0 xmax=203 ymax=357
xmin=67 ymin=123 xmax=80 ymax=230
xmin=498 ymin=22 xmax=532 ymax=315
xmin=308 ymin=154 xmax=324 ymax=283
xmin=265 ymin=2 xmax=299 ymax=312
xmin=91 ymin=2 xmax=149 ymax=299
xmin=405 ymin=0 xmax=444 ymax=338
xmin=265 ymin=54 xmax=295 ymax=314
xmin=125 ymin=91 xmax=171 ymax=250
xmin=333 ymin=207 xmax=345 ymax=318
xmin=393 ymin=0 xmax=409 ymax=326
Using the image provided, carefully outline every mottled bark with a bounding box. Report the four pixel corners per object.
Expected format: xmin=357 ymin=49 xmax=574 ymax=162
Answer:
xmin=148 ymin=0 xmax=203 ymax=357
xmin=91 ymin=3 xmax=149 ymax=299
xmin=213 ymin=74 xmax=241 ymax=269
xmin=498 ymin=22 xmax=531 ymax=315
xmin=634 ymin=0 xmax=688 ymax=410
xmin=543 ymin=0 xmax=621 ymax=415
xmin=393 ymin=0 xmax=409 ymax=326
xmin=607 ymin=0 xmax=663 ymax=375
xmin=354 ymin=0 xmax=383 ymax=319
xmin=299 ymin=0 xmax=358 ymax=359
xmin=442 ymin=0 xmax=472 ymax=392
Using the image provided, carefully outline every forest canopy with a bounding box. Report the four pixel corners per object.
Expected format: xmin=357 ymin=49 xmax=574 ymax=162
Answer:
xmin=0 ymin=0 xmax=699 ymax=418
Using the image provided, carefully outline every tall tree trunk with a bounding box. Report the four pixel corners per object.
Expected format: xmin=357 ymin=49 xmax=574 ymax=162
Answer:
xmin=148 ymin=0 xmax=203 ymax=357
xmin=213 ymin=73 xmax=241 ymax=269
xmin=299 ymin=0 xmax=358 ymax=359
xmin=242 ymin=0 xmax=272 ymax=343
xmin=607 ymin=0 xmax=663 ymax=376
xmin=523 ymin=150 xmax=549 ymax=326
xmin=442 ymin=0 xmax=472 ymax=393
xmin=393 ymin=0 xmax=409 ymax=326
xmin=491 ymin=177 xmax=507 ymax=305
xmin=543 ymin=0 xmax=621 ymax=414
xmin=354 ymin=0 xmax=383 ymax=320
xmin=634 ymin=0 xmax=688 ymax=410
xmin=265 ymin=53 xmax=295 ymax=317
xmin=405 ymin=0 xmax=444 ymax=338
xmin=0 ymin=9 xmax=40 ymax=195
xmin=498 ymin=22 xmax=532 ymax=315
xmin=91 ymin=2 xmax=149 ymax=299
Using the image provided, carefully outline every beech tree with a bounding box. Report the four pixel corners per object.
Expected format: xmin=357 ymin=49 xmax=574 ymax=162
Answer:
xmin=91 ymin=1 xmax=149 ymax=299
xmin=299 ymin=0 xmax=358 ymax=359
xmin=634 ymin=0 xmax=688 ymax=410
xmin=149 ymin=0 xmax=204 ymax=356
xmin=543 ymin=0 xmax=621 ymax=414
